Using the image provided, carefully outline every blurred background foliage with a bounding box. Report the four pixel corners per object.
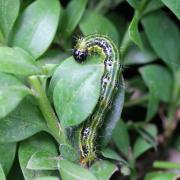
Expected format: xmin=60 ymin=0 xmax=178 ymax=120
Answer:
xmin=0 ymin=0 xmax=180 ymax=179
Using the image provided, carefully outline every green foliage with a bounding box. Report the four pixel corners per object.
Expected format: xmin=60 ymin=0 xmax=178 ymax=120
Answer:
xmin=0 ymin=0 xmax=179 ymax=179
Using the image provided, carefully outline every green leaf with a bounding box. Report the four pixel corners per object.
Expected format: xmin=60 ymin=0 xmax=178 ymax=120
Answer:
xmin=124 ymin=33 xmax=157 ymax=65
xmin=0 ymin=0 xmax=20 ymax=41
xmin=133 ymin=124 xmax=157 ymax=159
xmin=107 ymin=13 xmax=127 ymax=44
xmin=59 ymin=144 xmax=79 ymax=162
xmin=53 ymin=56 xmax=104 ymax=127
xmin=38 ymin=49 xmax=69 ymax=65
xmin=0 ymin=47 xmax=41 ymax=75
xmin=124 ymin=44 xmax=157 ymax=65
xmin=58 ymin=160 xmax=98 ymax=180
xmin=101 ymin=148 xmax=128 ymax=166
xmin=146 ymin=90 xmax=159 ymax=121
xmin=139 ymin=65 xmax=173 ymax=102
xmin=153 ymin=161 xmax=180 ymax=169
xmin=79 ymin=11 xmax=119 ymax=45
xmin=161 ymin=0 xmax=180 ymax=19
xmin=101 ymin=77 xmax=125 ymax=146
xmin=127 ymin=0 xmax=140 ymax=9
xmin=0 ymin=97 xmax=47 ymax=142
xmin=112 ymin=119 xmax=130 ymax=156
xmin=59 ymin=0 xmax=88 ymax=38
xmin=19 ymin=132 xmax=58 ymax=180
xmin=142 ymin=10 xmax=180 ymax=71
xmin=93 ymin=0 xmax=124 ymax=14
xmin=27 ymin=151 xmax=58 ymax=170
xmin=143 ymin=0 xmax=164 ymax=15
xmin=0 ymin=143 xmax=16 ymax=175
xmin=0 ymin=164 xmax=5 ymax=180
xmin=10 ymin=0 xmax=60 ymax=59
xmin=128 ymin=16 xmax=143 ymax=48
xmin=0 ymin=72 xmax=31 ymax=119
xmin=90 ymin=160 xmax=117 ymax=180
xmin=145 ymin=172 xmax=177 ymax=180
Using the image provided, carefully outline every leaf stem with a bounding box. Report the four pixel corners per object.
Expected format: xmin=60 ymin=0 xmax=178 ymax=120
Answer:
xmin=28 ymin=75 xmax=67 ymax=144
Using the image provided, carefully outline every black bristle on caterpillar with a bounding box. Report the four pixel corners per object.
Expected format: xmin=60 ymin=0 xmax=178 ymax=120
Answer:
xmin=73 ymin=34 xmax=122 ymax=166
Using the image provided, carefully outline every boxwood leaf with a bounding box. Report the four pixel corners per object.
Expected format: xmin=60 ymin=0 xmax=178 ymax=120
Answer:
xmin=145 ymin=172 xmax=177 ymax=180
xmin=101 ymin=148 xmax=128 ymax=165
xmin=142 ymin=10 xmax=180 ymax=71
xmin=101 ymin=76 xmax=125 ymax=146
xmin=145 ymin=90 xmax=159 ymax=121
xmin=0 ymin=143 xmax=16 ymax=175
xmin=143 ymin=0 xmax=164 ymax=15
xmin=127 ymin=0 xmax=140 ymax=9
xmin=161 ymin=0 xmax=180 ymax=19
xmin=112 ymin=119 xmax=130 ymax=156
xmin=58 ymin=159 xmax=97 ymax=180
xmin=128 ymin=16 xmax=143 ymax=48
xmin=53 ymin=56 xmax=103 ymax=127
xmin=79 ymin=11 xmax=119 ymax=45
xmin=124 ymin=33 xmax=157 ymax=65
xmin=59 ymin=144 xmax=79 ymax=162
xmin=0 ymin=72 xmax=31 ymax=119
xmin=0 ymin=97 xmax=47 ymax=142
xmin=0 ymin=47 xmax=41 ymax=75
xmin=90 ymin=160 xmax=118 ymax=180
xmin=139 ymin=65 xmax=173 ymax=102
xmin=27 ymin=151 xmax=58 ymax=170
xmin=59 ymin=0 xmax=88 ymax=38
xmin=19 ymin=132 xmax=58 ymax=180
xmin=0 ymin=164 xmax=5 ymax=180
xmin=10 ymin=0 xmax=60 ymax=59
xmin=133 ymin=124 xmax=157 ymax=159
xmin=0 ymin=0 xmax=20 ymax=41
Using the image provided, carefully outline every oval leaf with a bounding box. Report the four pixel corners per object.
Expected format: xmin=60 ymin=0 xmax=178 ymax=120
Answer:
xmin=0 ymin=143 xmax=16 ymax=175
xmin=79 ymin=11 xmax=119 ymax=45
xmin=161 ymin=0 xmax=180 ymax=19
xmin=139 ymin=65 xmax=173 ymax=102
xmin=0 ymin=0 xmax=20 ymax=41
xmin=53 ymin=56 xmax=104 ymax=127
xmin=58 ymin=160 xmax=97 ymax=180
xmin=101 ymin=77 xmax=125 ymax=146
xmin=27 ymin=151 xmax=58 ymax=170
xmin=112 ymin=119 xmax=130 ymax=156
xmin=59 ymin=0 xmax=88 ymax=38
xmin=90 ymin=160 xmax=118 ymax=180
xmin=10 ymin=0 xmax=60 ymax=59
xmin=142 ymin=10 xmax=180 ymax=71
xmin=0 ymin=72 xmax=31 ymax=119
xmin=0 ymin=97 xmax=47 ymax=142
xmin=0 ymin=47 xmax=41 ymax=75
xmin=19 ymin=132 xmax=58 ymax=180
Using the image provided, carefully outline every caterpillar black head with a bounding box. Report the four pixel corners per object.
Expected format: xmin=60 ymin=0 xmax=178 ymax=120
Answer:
xmin=73 ymin=37 xmax=88 ymax=63
xmin=73 ymin=48 xmax=88 ymax=63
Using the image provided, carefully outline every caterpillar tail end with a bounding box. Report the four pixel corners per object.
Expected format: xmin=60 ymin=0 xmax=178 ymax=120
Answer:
xmin=80 ymin=154 xmax=96 ymax=167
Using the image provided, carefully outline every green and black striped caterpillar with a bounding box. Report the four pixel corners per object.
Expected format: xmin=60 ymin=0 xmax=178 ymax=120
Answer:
xmin=73 ymin=34 xmax=122 ymax=166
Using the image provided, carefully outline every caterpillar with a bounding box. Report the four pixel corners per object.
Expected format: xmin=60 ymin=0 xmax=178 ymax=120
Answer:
xmin=73 ymin=34 xmax=122 ymax=166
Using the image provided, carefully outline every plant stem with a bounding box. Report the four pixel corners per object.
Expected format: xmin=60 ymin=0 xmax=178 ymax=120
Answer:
xmin=124 ymin=95 xmax=148 ymax=107
xmin=28 ymin=75 xmax=67 ymax=144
